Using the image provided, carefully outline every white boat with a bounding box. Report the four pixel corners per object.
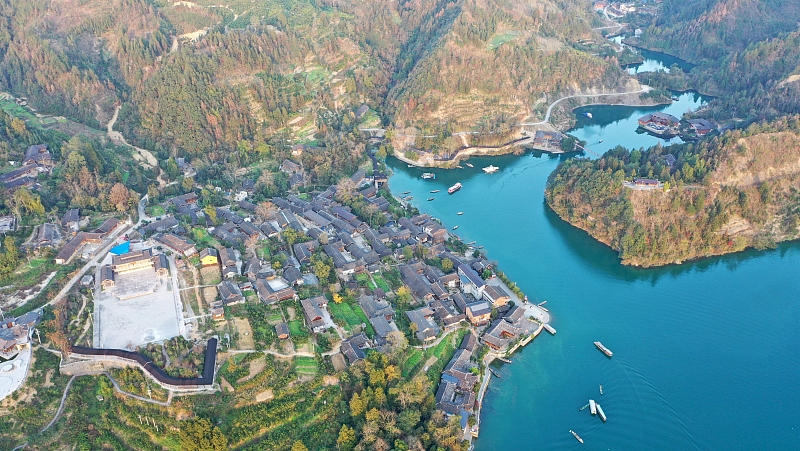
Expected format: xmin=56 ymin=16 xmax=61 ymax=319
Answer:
xmin=589 ymin=399 xmax=597 ymax=415
xmin=452 ymin=225 xmax=459 ymax=230
xmin=430 ymin=189 xmax=440 ymax=193
xmin=583 ymin=112 xmax=593 ymax=118
xmin=448 ymin=182 xmax=462 ymax=194
xmin=543 ymin=323 xmax=556 ymax=335
xmin=422 ymin=173 xmax=435 ymax=179
xmin=570 ymin=430 xmax=584 ymax=444
xmin=457 ymin=212 xmax=464 ymax=215
xmin=465 ymin=162 xmax=474 ymax=167
xmin=599 ymin=384 xmax=603 ymax=395
xmin=596 ymin=403 xmax=607 ymax=422
xmin=594 ymin=341 xmax=613 ymax=357
xmin=482 ymin=165 xmax=499 ymax=173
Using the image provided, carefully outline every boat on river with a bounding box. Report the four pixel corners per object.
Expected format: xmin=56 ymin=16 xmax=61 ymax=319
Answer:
xmin=458 ymin=212 xmax=464 ymax=215
xmin=422 ymin=173 xmax=435 ymax=179
xmin=465 ymin=162 xmax=474 ymax=167
xmin=599 ymin=384 xmax=603 ymax=395
xmin=596 ymin=403 xmax=607 ymax=422
xmin=430 ymin=189 xmax=440 ymax=193
xmin=403 ymin=196 xmax=413 ymax=201
xmin=483 ymin=165 xmax=499 ymax=173
xmin=589 ymin=399 xmax=597 ymax=415
xmin=594 ymin=341 xmax=613 ymax=357
xmin=570 ymin=430 xmax=584 ymax=444
xmin=583 ymin=112 xmax=593 ymax=119
xmin=543 ymin=323 xmax=556 ymax=335
xmin=579 ymin=403 xmax=590 ymax=411
xmin=427 ymin=197 xmax=435 ymax=201
xmin=402 ymin=191 xmax=411 ymax=194
xmin=452 ymin=225 xmax=459 ymax=230
xmin=448 ymin=182 xmax=462 ymax=194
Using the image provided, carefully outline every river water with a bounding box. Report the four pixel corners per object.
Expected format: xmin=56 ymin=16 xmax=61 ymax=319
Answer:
xmin=385 ymin=57 xmax=800 ymax=451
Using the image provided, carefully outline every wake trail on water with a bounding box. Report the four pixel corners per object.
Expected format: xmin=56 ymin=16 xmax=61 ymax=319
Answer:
xmin=614 ymin=357 xmax=706 ymax=451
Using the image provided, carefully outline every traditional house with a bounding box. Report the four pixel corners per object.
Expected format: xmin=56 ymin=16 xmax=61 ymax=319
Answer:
xmin=94 ymin=217 xmax=120 ymax=235
xmin=55 ymin=232 xmax=103 ymax=264
xmin=634 ymin=178 xmax=660 ymax=187
xmin=533 ymin=130 xmax=563 ymax=149
xmin=688 ymin=118 xmax=716 ymax=136
xmin=482 ymin=285 xmax=511 ymax=307
xmin=405 ymin=307 xmax=439 ymax=343
xmin=100 ymin=265 xmax=115 ymax=289
xmin=169 ymin=192 xmax=198 ymax=209
xmin=431 ymin=299 xmax=466 ymax=329
xmin=458 ymin=264 xmax=486 ymax=299
xmin=142 ymin=216 xmax=179 ymax=233
xmin=154 ymin=233 xmax=197 ymax=256
xmin=254 ymin=278 xmax=296 ymax=304
xmin=219 ymin=247 xmax=240 ymax=278
xmin=217 ymin=280 xmax=244 ymax=305
xmin=61 ymin=209 xmax=80 ymax=233
xmin=280 ymin=159 xmax=302 ymax=174
xmin=192 ymin=246 xmax=215 ymax=265
xmin=275 ymin=322 xmax=290 ymax=340
xmin=23 ymin=144 xmax=54 ymax=168
xmin=301 ymin=296 xmax=330 ymax=333
xmin=341 ymin=333 xmax=371 ymax=364
xmin=283 ymin=266 xmax=303 ymax=286
xmin=465 ymin=302 xmax=492 ymax=326
xmin=482 ymin=319 xmax=521 ymax=350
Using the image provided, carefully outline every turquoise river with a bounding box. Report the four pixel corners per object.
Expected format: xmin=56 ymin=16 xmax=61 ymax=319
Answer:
xmin=386 ymin=88 xmax=800 ymax=449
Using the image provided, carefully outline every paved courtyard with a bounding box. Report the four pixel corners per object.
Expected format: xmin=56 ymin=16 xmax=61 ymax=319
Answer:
xmin=94 ymin=264 xmax=183 ymax=350
xmin=0 ymin=346 xmax=31 ymax=401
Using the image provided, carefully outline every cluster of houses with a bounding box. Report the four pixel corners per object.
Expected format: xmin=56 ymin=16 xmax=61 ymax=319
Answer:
xmin=54 ymin=217 xmax=120 ymax=264
xmin=0 ymin=144 xmax=54 ymax=192
xmin=638 ymin=113 xmax=718 ymax=138
xmin=0 ymin=310 xmax=41 ymax=358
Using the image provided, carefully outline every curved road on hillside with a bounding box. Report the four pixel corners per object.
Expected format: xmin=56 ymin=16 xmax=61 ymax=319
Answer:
xmin=517 ymin=85 xmax=652 ymax=126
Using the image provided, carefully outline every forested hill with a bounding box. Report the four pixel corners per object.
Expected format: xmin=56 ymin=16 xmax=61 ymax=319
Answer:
xmin=0 ymin=0 xmax=629 ymax=159
xmin=631 ymin=0 xmax=800 ymax=122
xmin=545 ymin=116 xmax=800 ymax=267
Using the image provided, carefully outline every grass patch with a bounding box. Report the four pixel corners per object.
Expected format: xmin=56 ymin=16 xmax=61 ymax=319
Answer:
xmin=288 ymin=320 xmax=308 ymax=338
xmin=328 ymin=302 xmax=361 ymax=327
xmin=372 ymin=274 xmax=391 ymax=292
xmin=192 ymin=227 xmax=220 ymax=248
xmin=146 ymin=205 xmax=166 ymax=217
xmin=488 ymin=30 xmax=521 ymax=50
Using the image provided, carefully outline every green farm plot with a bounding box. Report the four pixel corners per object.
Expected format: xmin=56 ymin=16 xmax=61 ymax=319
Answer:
xmin=355 ymin=273 xmax=375 ymax=290
xmin=488 ymin=31 xmax=521 ymax=50
xmin=328 ymin=302 xmax=362 ymax=330
xmin=372 ymin=274 xmax=391 ymax=292
xmin=0 ymin=98 xmax=37 ymax=122
xmin=266 ymin=310 xmax=284 ymax=323
xmin=294 ymin=356 xmax=318 ymax=375
xmin=402 ymin=349 xmax=424 ymax=377
xmin=192 ymin=227 xmax=220 ymax=248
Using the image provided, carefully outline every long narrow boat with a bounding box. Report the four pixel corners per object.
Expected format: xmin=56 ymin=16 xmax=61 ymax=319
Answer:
xmin=543 ymin=323 xmax=556 ymax=335
xmin=465 ymin=162 xmax=474 ymax=167
xmin=596 ymin=403 xmax=607 ymax=422
xmin=579 ymin=403 xmax=590 ymax=411
xmin=594 ymin=341 xmax=613 ymax=357
xmin=589 ymin=399 xmax=597 ymax=415
xmin=599 ymin=384 xmax=603 ymax=395
xmin=570 ymin=430 xmax=584 ymax=444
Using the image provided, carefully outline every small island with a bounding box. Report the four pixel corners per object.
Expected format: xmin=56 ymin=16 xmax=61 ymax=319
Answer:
xmin=545 ymin=115 xmax=800 ymax=267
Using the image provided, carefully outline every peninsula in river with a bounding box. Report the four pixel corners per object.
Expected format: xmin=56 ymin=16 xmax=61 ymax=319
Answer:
xmin=545 ymin=115 xmax=800 ymax=267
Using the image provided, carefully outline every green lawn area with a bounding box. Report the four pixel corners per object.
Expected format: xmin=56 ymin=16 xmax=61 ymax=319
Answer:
xmin=288 ymin=320 xmax=308 ymax=337
xmin=192 ymin=227 xmax=220 ymax=248
xmin=488 ymin=30 xmax=521 ymax=50
xmin=146 ymin=205 xmax=166 ymax=217
xmin=0 ymin=97 xmax=37 ymax=122
xmin=372 ymin=274 xmax=391 ymax=292
xmin=266 ymin=310 xmax=284 ymax=323
xmin=355 ymin=273 xmax=376 ymax=290
xmin=294 ymin=356 xmax=318 ymax=375
xmin=257 ymin=246 xmax=271 ymax=260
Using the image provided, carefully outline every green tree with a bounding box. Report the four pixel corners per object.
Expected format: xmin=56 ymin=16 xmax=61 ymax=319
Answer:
xmin=441 ymin=258 xmax=453 ymax=273
xmin=179 ymin=418 xmax=227 ymax=451
xmin=291 ymin=441 xmax=309 ymax=451
xmin=337 ymin=424 xmax=357 ymax=451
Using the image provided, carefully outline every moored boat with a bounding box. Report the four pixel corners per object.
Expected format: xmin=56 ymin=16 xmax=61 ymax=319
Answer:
xmin=427 ymin=197 xmax=435 ymax=201
xmin=482 ymin=165 xmax=499 ymax=173
xmin=596 ymin=403 xmax=607 ymax=422
xmin=402 ymin=191 xmax=411 ymax=194
xmin=458 ymin=212 xmax=464 ymax=215
xmin=589 ymin=399 xmax=597 ymax=415
xmin=570 ymin=430 xmax=584 ymax=444
xmin=448 ymin=182 xmax=462 ymax=194
xmin=583 ymin=112 xmax=593 ymax=118
xmin=594 ymin=341 xmax=613 ymax=357
xmin=452 ymin=225 xmax=459 ymax=230
xmin=579 ymin=403 xmax=590 ymax=411
xmin=543 ymin=323 xmax=556 ymax=335
xmin=465 ymin=162 xmax=474 ymax=167
xmin=422 ymin=173 xmax=435 ymax=179
xmin=430 ymin=189 xmax=440 ymax=193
